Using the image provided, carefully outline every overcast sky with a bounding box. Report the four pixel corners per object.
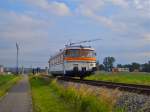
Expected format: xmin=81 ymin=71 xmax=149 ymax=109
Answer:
xmin=0 ymin=0 xmax=150 ymax=68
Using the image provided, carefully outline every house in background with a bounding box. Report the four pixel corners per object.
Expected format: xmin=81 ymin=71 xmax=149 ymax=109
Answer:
xmin=118 ymin=68 xmax=129 ymax=72
xmin=112 ymin=67 xmax=129 ymax=72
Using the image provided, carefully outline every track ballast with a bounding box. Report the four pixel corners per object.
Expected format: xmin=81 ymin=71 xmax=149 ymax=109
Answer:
xmin=58 ymin=77 xmax=150 ymax=95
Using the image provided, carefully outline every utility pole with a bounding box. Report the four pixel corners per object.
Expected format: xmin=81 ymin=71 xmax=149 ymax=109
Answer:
xmin=16 ymin=43 xmax=19 ymax=75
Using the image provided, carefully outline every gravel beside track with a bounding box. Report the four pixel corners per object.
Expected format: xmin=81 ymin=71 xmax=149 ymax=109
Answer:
xmin=116 ymin=93 xmax=150 ymax=112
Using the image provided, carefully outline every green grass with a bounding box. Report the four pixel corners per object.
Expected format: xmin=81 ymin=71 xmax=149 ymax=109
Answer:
xmin=86 ymin=72 xmax=150 ymax=85
xmin=50 ymin=80 xmax=113 ymax=112
xmin=30 ymin=76 xmax=123 ymax=112
xmin=0 ymin=75 xmax=21 ymax=97
xmin=30 ymin=76 xmax=73 ymax=112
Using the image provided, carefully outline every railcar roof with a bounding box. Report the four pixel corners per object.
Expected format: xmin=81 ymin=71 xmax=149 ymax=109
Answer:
xmin=65 ymin=45 xmax=94 ymax=50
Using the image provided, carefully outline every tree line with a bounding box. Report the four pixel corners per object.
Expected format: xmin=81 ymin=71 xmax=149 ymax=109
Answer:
xmin=97 ymin=57 xmax=150 ymax=72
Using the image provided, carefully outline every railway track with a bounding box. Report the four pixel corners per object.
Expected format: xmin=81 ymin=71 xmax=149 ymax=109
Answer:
xmin=58 ymin=77 xmax=150 ymax=95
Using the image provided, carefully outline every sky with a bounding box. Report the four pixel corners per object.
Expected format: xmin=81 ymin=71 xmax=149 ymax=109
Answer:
xmin=0 ymin=0 xmax=150 ymax=68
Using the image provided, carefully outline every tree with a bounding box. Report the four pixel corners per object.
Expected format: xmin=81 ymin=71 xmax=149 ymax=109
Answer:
xmin=131 ymin=62 xmax=140 ymax=71
xmin=103 ymin=57 xmax=115 ymax=71
xmin=123 ymin=64 xmax=132 ymax=72
xmin=117 ymin=64 xmax=123 ymax=68
xmin=99 ymin=64 xmax=105 ymax=71
xmin=96 ymin=61 xmax=100 ymax=71
xmin=141 ymin=61 xmax=150 ymax=72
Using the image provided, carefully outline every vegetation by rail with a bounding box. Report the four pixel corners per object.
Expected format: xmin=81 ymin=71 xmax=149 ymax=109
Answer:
xmin=0 ymin=74 xmax=21 ymax=97
xmin=30 ymin=76 xmax=73 ymax=112
xmin=30 ymin=75 xmax=123 ymax=112
xmin=86 ymin=72 xmax=150 ymax=85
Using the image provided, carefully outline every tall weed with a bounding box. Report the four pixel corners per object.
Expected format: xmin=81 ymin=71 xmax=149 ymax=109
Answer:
xmin=50 ymin=79 xmax=121 ymax=112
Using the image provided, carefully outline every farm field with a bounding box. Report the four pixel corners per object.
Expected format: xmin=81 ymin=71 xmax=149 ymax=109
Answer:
xmin=86 ymin=72 xmax=150 ymax=85
xmin=30 ymin=76 xmax=123 ymax=112
xmin=0 ymin=75 xmax=21 ymax=97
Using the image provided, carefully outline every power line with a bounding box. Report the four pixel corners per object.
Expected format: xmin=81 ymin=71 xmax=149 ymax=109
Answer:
xmin=69 ymin=38 xmax=102 ymax=46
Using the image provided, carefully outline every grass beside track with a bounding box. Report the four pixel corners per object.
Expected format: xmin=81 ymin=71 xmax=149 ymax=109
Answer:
xmin=0 ymin=75 xmax=21 ymax=97
xmin=86 ymin=72 xmax=150 ymax=85
xmin=30 ymin=76 xmax=123 ymax=112
xmin=30 ymin=76 xmax=73 ymax=112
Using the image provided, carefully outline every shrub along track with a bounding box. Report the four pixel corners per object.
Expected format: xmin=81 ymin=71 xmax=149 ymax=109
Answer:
xmin=57 ymin=77 xmax=150 ymax=95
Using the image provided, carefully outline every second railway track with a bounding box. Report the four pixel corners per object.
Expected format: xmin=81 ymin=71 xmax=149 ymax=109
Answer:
xmin=57 ymin=77 xmax=150 ymax=95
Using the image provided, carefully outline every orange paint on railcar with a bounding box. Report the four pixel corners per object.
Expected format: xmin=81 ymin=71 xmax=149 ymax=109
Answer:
xmin=64 ymin=57 xmax=96 ymax=61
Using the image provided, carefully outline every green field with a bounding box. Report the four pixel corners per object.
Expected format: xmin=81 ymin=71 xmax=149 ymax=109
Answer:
xmin=86 ymin=72 xmax=150 ymax=85
xmin=30 ymin=76 xmax=123 ymax=112
xmin=0 ymin=75 xmax=21 ymax=97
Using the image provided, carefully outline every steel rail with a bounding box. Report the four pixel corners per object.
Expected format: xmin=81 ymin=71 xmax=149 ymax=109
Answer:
xmin=58 ymin=77 xmax=150 ymax=95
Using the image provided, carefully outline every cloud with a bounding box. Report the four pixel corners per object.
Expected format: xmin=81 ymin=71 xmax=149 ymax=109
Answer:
xmin=0 ymin=10 xmax=51 ymax=67
xmin=75 ymin=0 xmax=113 ymax=28
xmin=118 ymin=0 xmax=150 ymax=17
xmin=111 ymin=51 xmax=150 ymax=64
xmin=143 ymin=33 xmax=150 ymax=41
xmin=75 ymin=0 xmax=150 ymax=32
xmin=49 ymin=1 xmax=71 ymax=16
xmin=133 ymin=0 xmax=150 ymax=10
xmin=0 ymin=10 xmax=49 ymax=39
xmin=25 ymin=0 xmax=71 ymax=16
xmin=76 ymin=0 xmax=127 ymax=31
xmin=76 ymin=0 xmax=104 ymax=14
xmin=110 ymin=0 xmax=128 ymax=8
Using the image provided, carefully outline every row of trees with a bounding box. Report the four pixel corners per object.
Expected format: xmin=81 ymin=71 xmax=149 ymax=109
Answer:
xmin=117 ymin=62 xmax=150 ymax=72
xmin=97 ymin=57 xmax=150 ymax=72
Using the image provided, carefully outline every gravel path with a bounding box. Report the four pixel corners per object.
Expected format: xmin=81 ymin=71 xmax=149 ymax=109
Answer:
xmin=0 ymin=75 xmax=32 ymax=112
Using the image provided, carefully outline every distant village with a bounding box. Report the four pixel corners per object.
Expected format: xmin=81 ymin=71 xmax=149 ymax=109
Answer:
xmin=0 ymin=65 xmax=47 ymax=75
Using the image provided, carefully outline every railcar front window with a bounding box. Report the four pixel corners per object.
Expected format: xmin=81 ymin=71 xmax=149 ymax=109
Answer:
xmin=65 ymin=49 xmax=95 ymax=57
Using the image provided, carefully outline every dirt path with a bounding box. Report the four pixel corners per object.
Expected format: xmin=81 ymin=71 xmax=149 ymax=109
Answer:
xmin=0 ymin=75 xmax=32 ymax=112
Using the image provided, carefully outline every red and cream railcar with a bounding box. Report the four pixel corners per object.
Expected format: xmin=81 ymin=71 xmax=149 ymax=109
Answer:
xmin=48 ymin=45 xmax=97 ymax=78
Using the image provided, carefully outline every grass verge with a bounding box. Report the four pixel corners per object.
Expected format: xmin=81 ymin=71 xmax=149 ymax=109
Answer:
xmin=0 ymin=75 xmax=21 ymax=97
xmin=30 ymin=75 xmax=123 ymax=112
xmin=30 ymin=76 xmax=73 ymax=112
xmin=86 ymin=72 xmax=150 ymax=85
